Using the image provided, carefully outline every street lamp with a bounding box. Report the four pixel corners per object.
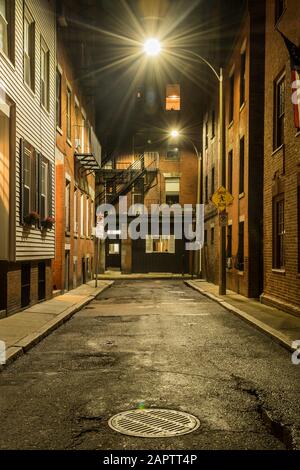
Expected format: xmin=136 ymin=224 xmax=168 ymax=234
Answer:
xmin=144 ymin=38 xmax=161 ymax=56
xmin=145 ymin=41 xmax=226 ymax=295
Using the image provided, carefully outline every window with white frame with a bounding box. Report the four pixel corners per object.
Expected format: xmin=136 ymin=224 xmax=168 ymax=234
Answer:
xmin=146 ymin=235 xmax=175 ymax=254
xmin=24 ymin=7 xmax=35 ymax=91
xmin=40 ymin=39 xmax=49 ymax=110
xmin=56 ymin=68 xmax=62 ymax=129
xmin=65 ymin=181 xmax=70 ymax=232
xmin=0 ymin=0 xmax=8 ymax=55
xmin=86 ymin=197 xmax=89 ymax=237
xmin=74 ymin=188 xmax=78 ymax=234
xmin=40 ymin=160 xmax=48 ymax=220
xmin=165 ymin=177 xmax=180 ymax=205
xmin=80 ymin=193 xmax=84 ymax=236
xmin=23 ymin=146 xmax=32 ymax=217
xmin=66 ymin=87 xmax=72 ymax=141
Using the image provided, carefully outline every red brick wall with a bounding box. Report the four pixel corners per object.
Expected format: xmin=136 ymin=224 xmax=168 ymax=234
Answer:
xmin=262 ymin=0 xmax=300 ymax=313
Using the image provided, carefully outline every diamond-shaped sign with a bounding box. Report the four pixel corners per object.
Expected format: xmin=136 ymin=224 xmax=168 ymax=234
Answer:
xmin=211 ymin=186 xmax=234 ymax=212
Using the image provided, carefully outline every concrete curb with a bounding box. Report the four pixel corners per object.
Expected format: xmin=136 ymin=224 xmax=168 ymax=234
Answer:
xmin=185 ymin=280 xmax=295 ymax=353
xmin=0 ymin=282 xmax=114 ymax=371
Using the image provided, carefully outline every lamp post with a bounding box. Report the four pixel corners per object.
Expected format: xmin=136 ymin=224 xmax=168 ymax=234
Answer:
xmin=145 ymin=42 xmax=226 ymax=295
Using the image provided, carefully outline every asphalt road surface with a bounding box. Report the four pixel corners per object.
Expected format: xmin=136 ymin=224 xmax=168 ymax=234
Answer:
xmin=0 ymin=280 xmax=300 ymax=450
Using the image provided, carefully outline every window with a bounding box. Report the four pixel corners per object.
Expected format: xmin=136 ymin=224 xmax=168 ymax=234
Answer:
xmin=165 ymin=177 xmax=180 ymax=205
xmin=40 ymin=39 xmax=49 ymax=110
xmin=40 ymin=160 xmax=48 ymax=220
xmin=65 ymin=181 xmax=70 ymax=233
xmin=146 ymin=235 xmax=176 ymax=254
xmin=66 ymin=87 xmax=72 ymax=141
xmin=211 ymin=167 xmax=215 ymax=195
xmin=24 ymin=7 xmax=35 ymax=91
xmin=274 ymin=74 xmax=285 ymax=149
xmin=166 ymin=84 xmax=180 ymax=111
xmin=227 ymin=225 xmax=232 ymax=258
xmin=21 ymin=140 xmax=36 ymax=221
xmin=86 ymin=197 xmax=89 ymax=237
xmin=74 ymin=189 xmax=78 ymax=234
xmin=211 ymin=110 xmax=215 ymax=138
xmin=205 ymin=122 xmax=208 ymax=148
xmin=109 ymin=244 xmax=120 ymax=255
xmin=81 ymin=116 xmax=85 ymax=152
xmin=240 ymin=50 xmax=246 ymax=106
xmin=132 ymin=180 xmax=144 ymax=205
xmin=228 ymin=150 xmax=233 ymax=194
xmin=56 ymin=68 xmax=62 ymax=129
xmin=275 ymin=0 xmax=286 ymax=23
xmin=237 ymin=221 xmax=245 ymax=271
xmin=166 ymin=147 xmax=180 ymax=161
xmin=239 ymin=136 xmax=245 ymax=194
xmin=211 ymin=227 xmax=215 ymax=245
xmin=204 ymin=229 xmax=208 ymax=246
xmin=273 ymin=196 xmax=285 ymax=269
xmin=0 ymin=0 xmax=14 ymax=60
xmin=205 ymin=175 xmax=208 ymax=203
xmin=80 ymin=193 xmax=84 ymax=236
xmin=229 ymin=73 xmax=234 ymax=123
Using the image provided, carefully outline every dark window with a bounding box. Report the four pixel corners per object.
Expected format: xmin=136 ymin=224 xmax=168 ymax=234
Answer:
xmin=204 ymin=229 xmax=208 ymax=246
xmin=56 ymin=69 xmax=62 ymax=129
xmin=0 ymin=0 xmax=15 ymax=62
xmin=21 ymin=264 xmax=30 ymax=308
xmin=20 ymin=140 xmax=37 ymax=223
xmin=65 ymin=181 xmax=70 ymax=232
xmin=239 ymin=136 xmax=245 ymax=194
xmin=240 ymin=50 xmax=246 ymax=106
xmin=211 ymin=227 xmax=215 ymax=245
xmin=166 ymin=194 xmax=179 ymax=205
xmin=275 ymin=0 xmax=286 ymax=23
xmin=166 ymin=147 xmax=180 ymax=160
xmin=228 ymin=150 xmax=233 ymax=194
xmin=38 ymin=155 xmax=52 ymax=223
xmin=40 ymin=38 xmax=49 ymax=110
xmin=24 ymin=7 xmax=35 ymax=91
xmin=237 ymin=221 xmax=244 ymax=271
xmin=274 ymin=75 xmax=285 ymax=149
xmin=211 ymin=167 xmax=215 ymax=195
xmin=273 ymin=195 xmax=285 ymax=269
xmin=227 ymin=225 xmax=232 ymax=258
xmin=229 ymin=73 xmax=234 ymax=123
xmin=211 ymin=110 xmax=215 ymax=138
xmin=66 ymin=87 xmax=72 ymax=140
xmin=205 ymin=175 xmax=208 ymax=203
xmin=38 ymin=262 xmax=46 ymax=301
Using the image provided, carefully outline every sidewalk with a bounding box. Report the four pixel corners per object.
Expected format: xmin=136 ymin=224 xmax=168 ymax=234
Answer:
xmin=186 ymin=280 xmax=300 ymax=352
xmin=0 ymin=280 xmax=113 ymax=370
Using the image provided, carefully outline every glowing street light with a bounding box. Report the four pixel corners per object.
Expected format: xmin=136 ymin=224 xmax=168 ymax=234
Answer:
xmin=170 ymin=129 xmax=180 ymax=138
xmin=144 ymin=38 xmax=161 ymax=56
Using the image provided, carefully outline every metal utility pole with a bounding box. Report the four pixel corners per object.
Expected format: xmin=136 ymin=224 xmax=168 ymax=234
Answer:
xmin=218 ymin=68 xmax=226 ymax=295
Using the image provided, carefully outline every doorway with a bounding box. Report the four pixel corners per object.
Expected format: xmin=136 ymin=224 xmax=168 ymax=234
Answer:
xmin=38 ymin=262 xmax=46 ymax=301
xmin=21 ymin=264 xmax=31 ymax=308
xmin=64 ymin=251 xmax=70 ymax=291
xmin=82 ymin=257 xmax=86 ymax=284
xmin=106 ymin=240 xmax=121 ymax=270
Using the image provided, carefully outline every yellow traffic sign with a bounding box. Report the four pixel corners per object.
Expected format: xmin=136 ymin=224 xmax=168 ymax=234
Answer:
xmin=211 ymin=186 xmax=234 ymax=212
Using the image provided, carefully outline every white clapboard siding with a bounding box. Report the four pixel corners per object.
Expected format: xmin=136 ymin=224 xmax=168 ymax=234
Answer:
xmin=0 ymin=0 xmax=56 ymax=261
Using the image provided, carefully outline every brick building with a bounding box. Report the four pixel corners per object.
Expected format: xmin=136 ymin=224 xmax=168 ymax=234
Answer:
xmin=261 ymin=0 xmax=300 ymax=314
xmin=0 ymin=0 xmax=56 ymax=315
xmin=52 ymin=31 xmax=101 ymax=292
xmin=202 ymin=0 xmax=265 ymax=298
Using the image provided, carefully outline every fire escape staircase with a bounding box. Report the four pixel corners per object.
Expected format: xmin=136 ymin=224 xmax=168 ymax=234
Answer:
xmin=96 ymin=153 xmax=158 ymax=206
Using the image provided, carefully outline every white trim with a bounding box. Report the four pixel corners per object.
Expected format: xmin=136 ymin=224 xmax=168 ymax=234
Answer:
xmin=228 ymin=220 xmax=233 ymax=226
xmin=74 ymin=95 xmax=79 ymax=107
xmin=56 ymin=63 xmax=63 ymax=74
xmin=65 ymin=172 xmax=72 ymax=182
xmin=81 ymin=107 xmax=86 ymax=119
xmin=239 ymin=215 xmax=245 ymax=222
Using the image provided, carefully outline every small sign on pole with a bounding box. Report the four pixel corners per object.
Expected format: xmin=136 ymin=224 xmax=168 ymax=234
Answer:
xmin=212 ymin=186 xmax=234 ymax=213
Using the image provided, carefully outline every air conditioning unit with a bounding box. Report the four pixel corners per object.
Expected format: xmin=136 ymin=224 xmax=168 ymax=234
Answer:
xmin=75 ymin=139 xmax=81 ymax=151
xmin=226 ymin=257 xmax=233 ymax=269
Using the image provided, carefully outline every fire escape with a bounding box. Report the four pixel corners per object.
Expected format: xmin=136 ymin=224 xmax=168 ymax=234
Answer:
xmin=96 ymin=153 xmax=159 ymax=206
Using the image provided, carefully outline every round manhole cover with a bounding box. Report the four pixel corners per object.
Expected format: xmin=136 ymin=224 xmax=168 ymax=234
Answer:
xmin=108 ymin=409 xmax=200 ymax=438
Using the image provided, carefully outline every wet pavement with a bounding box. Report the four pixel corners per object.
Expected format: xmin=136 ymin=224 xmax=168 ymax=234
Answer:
xmin=0 ymin=280 xmax=300 ymax=450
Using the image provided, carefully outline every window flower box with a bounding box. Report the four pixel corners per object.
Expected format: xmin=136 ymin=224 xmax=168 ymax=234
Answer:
xmin=41 ymin=217 xmax=55 ymax=231
xmin=24 ymin=212 xmax=40 ymax=226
